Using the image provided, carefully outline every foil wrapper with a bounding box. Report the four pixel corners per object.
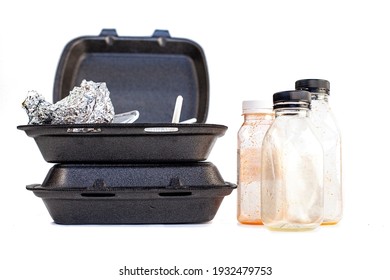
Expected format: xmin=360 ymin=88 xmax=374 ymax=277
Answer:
xmin=22 ymin=80 xmax=115 ymax=125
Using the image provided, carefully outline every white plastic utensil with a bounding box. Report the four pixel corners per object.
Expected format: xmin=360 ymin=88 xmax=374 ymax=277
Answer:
xmin=180 ymin=118 xmax=197 ymax=124
xmin=172 ymin=95 xmax=183 ymax=123
xmin=113 ymin=110 xmax=140 ymax=123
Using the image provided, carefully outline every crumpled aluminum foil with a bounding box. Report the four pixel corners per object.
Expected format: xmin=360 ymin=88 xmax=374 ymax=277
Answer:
xmin=22 ymin=80 xmax=115 ymax=125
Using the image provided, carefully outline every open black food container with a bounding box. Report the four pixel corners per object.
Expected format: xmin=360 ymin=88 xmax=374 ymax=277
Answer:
xmin=19 ymin=29 xmax=235 ymax=224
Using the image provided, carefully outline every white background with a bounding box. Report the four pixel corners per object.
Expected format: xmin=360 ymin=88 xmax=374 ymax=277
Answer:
xmin=1 ymin=0 xmax=389 ymax=279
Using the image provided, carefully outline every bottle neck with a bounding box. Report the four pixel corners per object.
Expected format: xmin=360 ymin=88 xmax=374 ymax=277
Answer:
xmin=274 ymin=107 xmax=310 ymax=118
xmin=243 ymin=112 xmax=274 ymax=121
xmin=311 ymin=92 xmax=329 ymax=102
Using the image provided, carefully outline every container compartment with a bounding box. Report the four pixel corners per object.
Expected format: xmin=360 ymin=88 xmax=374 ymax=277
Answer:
xmin=18 ymin=123 xmax=226 ymax=163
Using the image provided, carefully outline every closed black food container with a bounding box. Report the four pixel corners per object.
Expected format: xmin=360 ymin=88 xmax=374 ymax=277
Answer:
xmin=28 ymin=163 xmax=235 ymax=224
xmin=20 ymin=29 xmax=235 ymax=224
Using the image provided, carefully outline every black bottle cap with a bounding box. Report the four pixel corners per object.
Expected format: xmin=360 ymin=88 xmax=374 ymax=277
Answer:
xmin=295 ymin=79 xmax=330 ymax=94
xmin=273 ymin=90 xmax=311 ymax=109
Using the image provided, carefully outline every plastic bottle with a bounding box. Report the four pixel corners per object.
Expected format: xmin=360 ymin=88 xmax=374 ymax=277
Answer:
xmin=295 ymin=79 xmax=342 ymax=225
xmin=261 ymin=90 xmax=323 ymax=230
xmin=237 ymin=100 xmax=274 ymax=225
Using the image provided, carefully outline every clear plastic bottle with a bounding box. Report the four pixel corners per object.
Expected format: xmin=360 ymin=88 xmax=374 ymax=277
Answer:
xmin=261 ymin=90 xmax=324 ymax=230
xmin=295 ymin=79 xmax=342 ymax=225
xmin=237 ymin=100 xmax=274 ymax=225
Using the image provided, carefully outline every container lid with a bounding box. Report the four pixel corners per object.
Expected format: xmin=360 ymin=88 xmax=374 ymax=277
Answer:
xmin=242 ymin=100 xmax=273 ymax=114
xmin=53 ymin=29 xmax=209 ymax=123
xmin=295 ymin=79 xmax=330 ymax=94
xmin=273 ymin=90 xmax=311 ymax=109
xmin=36 ymin=163 xmax=229 ymax=190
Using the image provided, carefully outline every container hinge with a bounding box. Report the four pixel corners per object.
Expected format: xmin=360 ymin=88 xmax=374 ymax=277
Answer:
xmin=152 ymin=30 xmax=170 ymax=47
xmin=99 ymin=29 xmax=118 ymax=37
xmin=152 ymin=29 xmax=171 ymax=38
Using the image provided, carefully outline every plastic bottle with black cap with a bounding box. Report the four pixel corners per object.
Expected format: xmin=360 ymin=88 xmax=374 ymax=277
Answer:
xmin=261 ymin=90 xmax=324 ymax=230
xmin=295 ymin=79 xmax=342 ymax=225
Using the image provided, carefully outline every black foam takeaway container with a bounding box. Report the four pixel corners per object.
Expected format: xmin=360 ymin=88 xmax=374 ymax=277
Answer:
xmin=18 ymin=29 xmax=226 ymax=163
xmin=20 ymin=29 xmax=235 ymax=224
xmin=28 ymin=163 xmax=235 ymax=224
